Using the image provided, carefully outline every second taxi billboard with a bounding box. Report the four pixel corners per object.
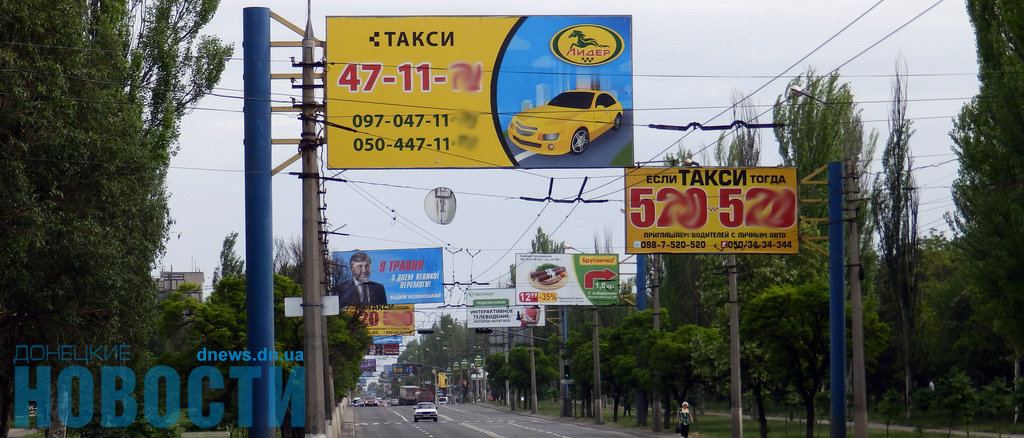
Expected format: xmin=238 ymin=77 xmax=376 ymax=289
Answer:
xmin=325 ymin=16 xmax=633 ymax=169
xmin=624 ymin=167 xmax=799 ymax=254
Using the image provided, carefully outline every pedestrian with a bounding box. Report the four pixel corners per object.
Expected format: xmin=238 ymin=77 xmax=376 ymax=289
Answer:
xmin=677 ymin=401 xmax=695 ymax=438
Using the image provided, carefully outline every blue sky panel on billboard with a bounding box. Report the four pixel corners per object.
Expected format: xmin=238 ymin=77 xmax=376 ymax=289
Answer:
xmin=332 ymin=248 xmax=444 ymax=305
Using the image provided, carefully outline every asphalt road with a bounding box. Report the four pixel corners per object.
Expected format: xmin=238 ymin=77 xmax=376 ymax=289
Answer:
xmin=351 ymin=402 xmax=659 ymax=438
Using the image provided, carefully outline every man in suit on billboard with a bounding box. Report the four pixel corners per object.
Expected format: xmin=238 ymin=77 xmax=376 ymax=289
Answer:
xmin=339 ymin=252 xmax=388 ymax=306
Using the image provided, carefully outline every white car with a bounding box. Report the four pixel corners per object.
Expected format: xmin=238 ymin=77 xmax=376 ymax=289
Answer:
xmin=437 ymin=396 xmax=448 ymax=405
xmin=413 ymin=402 xmax=438 ymax=422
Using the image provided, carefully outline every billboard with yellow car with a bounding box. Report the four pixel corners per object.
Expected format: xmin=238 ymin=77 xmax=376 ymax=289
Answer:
xmin=325 ymin=16 xmax=632 ymax=169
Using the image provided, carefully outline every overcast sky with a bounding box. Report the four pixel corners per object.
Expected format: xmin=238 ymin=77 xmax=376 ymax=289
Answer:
xmin=160 ymin=0 xmax=977 ymax=324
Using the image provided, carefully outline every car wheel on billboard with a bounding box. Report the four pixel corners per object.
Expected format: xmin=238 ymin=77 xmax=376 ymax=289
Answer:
xmin=613 ymin=114 xmax=622 ymax=131
xmin=570 ymin=128 xmax=589 ymax=154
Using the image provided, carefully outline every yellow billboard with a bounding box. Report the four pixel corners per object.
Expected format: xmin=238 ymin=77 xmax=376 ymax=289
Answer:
xmin=347 ymin=304 xmax=415 ymax=336
xmin=324 ymin=16 xmax=634 ymax=169
xmin=624 ymin=167 xmax=799 ymax=254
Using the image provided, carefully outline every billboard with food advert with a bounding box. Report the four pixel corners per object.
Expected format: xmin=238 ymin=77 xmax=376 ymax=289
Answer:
xmin=625 ymin=167 xmax=799 ymax=254
xmin=331 ymin=248 xmax=443 ymax=307
xmin=467 ymin=288 xmax=546 ymax=328
xmin=514 ymin=253 xmax=619 ymax=305
xmin=325 ymin=16 xmax=633 ymax=169
xmin=347 ymin=304 xmax=415 ymax=336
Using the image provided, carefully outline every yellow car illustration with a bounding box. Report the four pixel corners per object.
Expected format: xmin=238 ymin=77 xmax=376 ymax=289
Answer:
xmin=507 ymin=90 xmax=623 ymax=155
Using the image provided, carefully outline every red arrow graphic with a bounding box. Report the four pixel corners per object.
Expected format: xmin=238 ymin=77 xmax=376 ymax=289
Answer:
xmin=584 ymin=268 xmax=617 ymax=288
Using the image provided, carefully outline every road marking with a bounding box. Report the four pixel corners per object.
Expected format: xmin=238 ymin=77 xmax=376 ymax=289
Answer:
xmin=461 ymin=422 xmax=510 ymax=438
xmin=507 ymin=421 xmax=571 ymax=437
xmin=387 ymin=407 xmax=410 ymax=422
xmin=515 ymin=151 xmax=537 ymax=161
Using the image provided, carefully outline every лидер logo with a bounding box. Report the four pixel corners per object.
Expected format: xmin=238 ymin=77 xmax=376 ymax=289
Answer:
xmin=550 ymin=24 xmax=624 ymax=66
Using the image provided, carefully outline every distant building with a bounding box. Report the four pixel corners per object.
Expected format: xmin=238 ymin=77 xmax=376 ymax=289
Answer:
xmin=156 ymin=271 xmax=205 ymax=302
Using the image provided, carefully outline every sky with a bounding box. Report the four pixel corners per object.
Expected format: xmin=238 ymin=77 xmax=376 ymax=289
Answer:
xmin=160 ymin=0 xmax=978 ymax=329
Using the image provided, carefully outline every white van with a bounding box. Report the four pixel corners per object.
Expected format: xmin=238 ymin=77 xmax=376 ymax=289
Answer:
xmin=437 ymin=396 xmax=449 ymax=405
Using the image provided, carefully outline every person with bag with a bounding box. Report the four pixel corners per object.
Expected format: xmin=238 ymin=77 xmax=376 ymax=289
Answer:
xmin=677 ymin=401 xmax=695 ymax=437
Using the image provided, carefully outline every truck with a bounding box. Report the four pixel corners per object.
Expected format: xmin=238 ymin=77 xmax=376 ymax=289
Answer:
xmin=398 ymin=385 xmax=419 ymax=406
xmin=416 ymin=389 xmax=434 ymax=403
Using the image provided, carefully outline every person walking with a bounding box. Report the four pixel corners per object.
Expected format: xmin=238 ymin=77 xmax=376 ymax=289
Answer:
xmin=677 ymin=401 xmax=695 ymax=438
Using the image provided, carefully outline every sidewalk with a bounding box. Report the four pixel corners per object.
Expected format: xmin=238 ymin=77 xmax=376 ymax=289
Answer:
xmin=477 ymin=402 xmax=678 ymax=437
xmin=700 ymin=411 xmax=1024 ymax=438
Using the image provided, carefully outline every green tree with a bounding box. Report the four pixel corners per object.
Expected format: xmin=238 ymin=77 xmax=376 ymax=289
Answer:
xmin=773 ymin=70 xmax=876 ymax=198
xmin=871 ymin=62 xmax=921 ymax=415
xmin=743 ymin=281 xmax=832 ymax=438
xmin=950 ymin=1 xmax=1024 ymax=421
xmin=937 ymin=369 xmax=978 ymax=435
xmin=212 ymin=232 xmax=245 ymax=285
xmin=878 ymin=388 xmax=905 ymax=438
xmin=531 ymin=227 xmax=566 ymax=253
xmin=0 ymin=0 xmax=229 ymax=434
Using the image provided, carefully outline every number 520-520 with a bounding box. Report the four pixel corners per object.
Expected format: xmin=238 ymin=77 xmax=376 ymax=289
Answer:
xmin=627 ymin=186 xmax=796 ymax=230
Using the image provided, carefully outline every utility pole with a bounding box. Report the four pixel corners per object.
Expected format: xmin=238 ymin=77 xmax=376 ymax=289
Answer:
xmin=635 ymin=255 xmax=647 ymax=426
xmin=592 ymin=306 xmax=603 ymax=424
xmin=560 ymin=306 xmax=571 ymax=417
xmin=505 ymin=330 xmax=512 ymax=409
xmin=299 ymin=17 xmax=326 ymax=437
xmin=529 ymin=327 xmax=538 ymax=414
xmin=651 ymin=254 xmax=662 ymax=433
xmin=847 ymin=157 xmax=868 ymax=438
xmin=727 ymin=254 xmax=743 ymax=438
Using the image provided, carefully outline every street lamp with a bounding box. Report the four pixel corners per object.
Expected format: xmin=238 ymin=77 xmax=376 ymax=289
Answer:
xmin=789 ymin=85 xmax=827 ymax=104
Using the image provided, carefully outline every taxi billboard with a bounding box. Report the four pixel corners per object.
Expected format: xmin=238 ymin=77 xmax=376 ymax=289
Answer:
xmin=325 ymin=16 xmax=633 ymax=168
xmin=625 ymin=167 xmax=799 ymax=254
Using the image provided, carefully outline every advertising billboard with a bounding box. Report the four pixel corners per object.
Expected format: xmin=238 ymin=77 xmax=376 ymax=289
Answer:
xmin=367 ymin=343 xmax=401 ymax=356
xmin=393 ymin=363 xmax=417 ymax=376
xmin=325 ymin=16 xmax=633 ymax=169
xmin=332 ymin=248 xmax=443 ymax=306
xmin=348 ymin=304 xmax=415 ymax=336
xmin=360 ymin=359 xmax=376 ymax=377
xmin=624 ymin=167 xmax=799 ymax=254
xmin=467 ymin=288 xmax=546 ymax=328
xmin=514 ymin=254 xmax=619 ymax=305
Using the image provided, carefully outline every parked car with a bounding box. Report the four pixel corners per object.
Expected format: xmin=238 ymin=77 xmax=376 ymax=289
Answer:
xmin=413 ymin=402 xmax=438 ymax=422
xmin=507 ymin=90 xmax=623 ymax=155
xmin=351 ymin=398 xmax=364 ymax=407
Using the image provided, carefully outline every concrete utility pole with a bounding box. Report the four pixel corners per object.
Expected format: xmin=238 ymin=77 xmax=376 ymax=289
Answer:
xmin=529 ymin=327 xmax=538 ymax=414
xmin=635 ymin=255 xmax=648 ymax=426
xmin=727 ymin=254 xmax=743 ymax=438
xmin=561 ymin=306 xmax=571 ymax=417
xmin=847 ymin=157 xmax=868 ymax=438
xmin=651 ymin=254 xmax=662 ymax=433
xmin=299 ymin=17 xmax=326 ymax=437
xmin=592 ymin=306 xmax=603 ymax=424
xmin=505 ymin=330 xmax=512 ymax=409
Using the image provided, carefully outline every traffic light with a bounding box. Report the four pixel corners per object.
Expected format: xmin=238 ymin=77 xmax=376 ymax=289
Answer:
xmin=563 ymin=364 xmax=571 ymax=379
